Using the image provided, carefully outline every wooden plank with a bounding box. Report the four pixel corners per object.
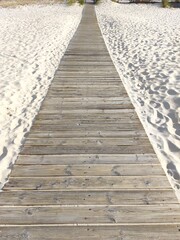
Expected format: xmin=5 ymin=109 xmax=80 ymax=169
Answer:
xmin=48 ymin=84 xmax=123 ymax=88
xmin=58 ymin=66 xmax=117 ymax=71
xmin=52 ymin=79 xmax=121 ymax=83
xmin=60 ymin=61 xmax=113 ymax=66
xmin=0 ymin=190 xmax=177 ymax=206
xmin=36 ymin=111 xmax=139 ymax=120
xmin=36 ymin=114 xmax=138 ymax=120
xmin=30 ymin=123 xmax=143 ymax=131
xmin=16 ymin=154 xmax=159 ymax=165
xmin=40 ymin=103 xmax=134 ymax=110
xmin=49 ymin=82 xmax=122 ymax=85
xmin=43 ymin=97 xmax=131 ymax=102
xmin=45 ymin=93 xmax=127 ymax=98
xmin=0 ymin=225 xmax=180 ymax=240
xmin=54 ymin=72 xmax=119 ymax=77
xmin=42 ymin=98 xmax=131 ymax=104
xmin=11 ymin=164 xmax=164 ymax=177
xmin=35 ymin=117 xmax=138 ymax=124
xmin=0 ymin=205 xmax=180 ymax=224
xmin=33 ymin=119 xmax=140 ymax=125
xmin=38 ymin=109 xmax=136 ymax=114
xmin=26 ymin=130 xmax=148 ymax=138
xmin=20 ymin=145 xmax=154 ymax=155
xmin=24 ymin=138 xmax=151 ymax=147
xmin=53 ymin=76 xmax=120 ymax=79
xmin=46 ymin=91 xmax=124 ymax=98
xmin=52 ymin=79 xmax=120 ymax=82
xmin=4 ymin=176 xmax=171 ymax=190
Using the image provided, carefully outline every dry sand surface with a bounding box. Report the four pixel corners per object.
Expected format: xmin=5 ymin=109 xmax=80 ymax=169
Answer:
xmin=0 ymin=3 xmax=83 ymax=187
xmin=0 ymin=0 xmax=64 ymax=8
xmin=96 ymin=0 xmax=180 ymax=198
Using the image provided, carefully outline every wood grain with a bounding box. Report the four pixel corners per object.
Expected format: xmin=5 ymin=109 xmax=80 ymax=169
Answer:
xmin=5 ymin=176 xmax=171 ymax=190
xmin=16 ymin=154 xmax=159 ymax=165
xmin=0 ymin=205 xmax=180 ymax=224
xmin=0 ymin=225 xmax=180 ymax=240
xmin=11 ymin=164 xmax=164 ymax=177
xmin=0 ymin=190 xmax=177 ymax=206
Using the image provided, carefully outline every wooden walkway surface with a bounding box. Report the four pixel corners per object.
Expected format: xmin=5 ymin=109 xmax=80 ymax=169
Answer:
xmin=0 ymin=4 xmax=180 ymax=240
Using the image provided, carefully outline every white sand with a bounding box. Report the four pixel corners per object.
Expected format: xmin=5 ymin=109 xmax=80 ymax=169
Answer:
xmin=96 ymin=1 xmax=180 ymax=198
xmin=0 ymin=3 xmax=82 ymax=188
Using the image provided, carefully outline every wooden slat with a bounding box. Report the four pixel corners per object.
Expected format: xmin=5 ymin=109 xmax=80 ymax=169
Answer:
xmin=11 ymin=164 xmax=164 ymax=177
xmin=16 ymin=154 xmax=159 ymax=165
xmin=35 ymin=111 xmax=139 ymax=120
xmin=39 ymin=109 xmax=136 ymax=114
xmin=0 ymin=190 xmax=177 ymax=206
xmin=20 ymin=145 xmax=154 ymax=155
xmin=0 ymin=225 xmax=180 ymax=240
xmin=40 ymin=100 xmax=133 ymax=109
xmin=37 ymin=109 xmax=137 ymax=115
xmin=36 ymin=111 xmax=138 ymax=118
xmin=26 ymin=130 xmax=147 ymax=138
xmin=4 ymin=176 xmax=171 ymax=190
xmin=30 ymin=123 xmax=142 ymax=130
xmin=43 ymin=97 xmax=131 ymax=102
xmin=0 ymin=205 xmax=179 ymax=224
xmin=33 ymin=119 xmax=140 ymax=124
xmin=24 ymin=138 xmax=151 ymax=147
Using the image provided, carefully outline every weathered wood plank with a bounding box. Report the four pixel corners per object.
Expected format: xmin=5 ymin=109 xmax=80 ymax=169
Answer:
xmin=33 ymin=119 xmax=140 ymax=125
xmin=20 ymin=145 xmax=154 ymax=155
xmin=0 ymin=190 xmax=177 ymax=206
xmin=48 ymin=84 xmax=123 ymax=88
xmin=16 ymin=154 xmax=159 ymax=165
xmin=60 ymin=61 xmax=113 ymax=66
xmin=40 ymin=103 xmax=133 ymax=110
xmin=24 ymin=138 xmax=151 ymax=147
xmin=46 ymin=92 xmax=124 ymax=98
xmin=0 ymin=205 xmax=180 ymax=224
xmin=51 ymin=81 xmax=121 ymax=85
xmin=53 ymin=76 xmax=120 ymax=79
xmin=30 ymin=123 xmax=143 ymax=131
xmin=0 ymin=225 xmax=180 ymax=240
xmin=26 ymin=130 xmax=147 ymax=138
xmin=43 ymin=97 xmax=131 ymax=102
xmin=11 ymin=164 xmax=164 ymax=177
xmin=4 ymin=176 xmax=171 ymax=190
xmin=40 ymin=97 xmax=133 ymax=109
xmin=59 ymin=66 xmax=116 ymax=71
xmin=38 ymin=109 xmax=136 ymax=114
xmin=36 ymin=111 xmax=138 ymax=120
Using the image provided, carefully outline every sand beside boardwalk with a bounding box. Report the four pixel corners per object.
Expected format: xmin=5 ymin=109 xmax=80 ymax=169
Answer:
xmin=96 ymin=1 xmax=180 ymax=198
xmin=0 ymin=3 xmax=83 ymax=187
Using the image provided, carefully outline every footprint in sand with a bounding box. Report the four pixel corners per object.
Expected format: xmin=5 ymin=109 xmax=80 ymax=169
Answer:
xmin=0 ymin=147 xmax=8 ymax=162
xmin=167 ymin=161 xmax=180 ymax=180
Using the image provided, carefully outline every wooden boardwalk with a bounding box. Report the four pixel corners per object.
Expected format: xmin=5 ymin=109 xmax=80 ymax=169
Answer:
xmin=0 ymin=4 xmax=180 ymax=239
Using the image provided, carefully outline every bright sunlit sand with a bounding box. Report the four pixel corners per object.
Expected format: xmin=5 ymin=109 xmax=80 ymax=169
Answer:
xmin=96 ymin=0 xmax=180 ymax=197
xmin=0 ymin=2 xmax=83 ymax=187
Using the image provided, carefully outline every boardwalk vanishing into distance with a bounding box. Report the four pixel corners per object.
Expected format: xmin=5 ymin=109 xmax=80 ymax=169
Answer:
xmin=0 ymin=4 xmax=180 ymax=240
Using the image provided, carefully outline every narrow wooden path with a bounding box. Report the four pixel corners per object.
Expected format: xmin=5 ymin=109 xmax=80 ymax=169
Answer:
xmin=0 ymin=4 xmax=180 ymax=239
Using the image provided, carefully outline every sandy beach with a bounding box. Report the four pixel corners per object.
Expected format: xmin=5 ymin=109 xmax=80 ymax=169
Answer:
xmin=96 ymin=0 xmax=180 ymax=198
xmin=0 ymin=2 xmax=82 ymax=187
